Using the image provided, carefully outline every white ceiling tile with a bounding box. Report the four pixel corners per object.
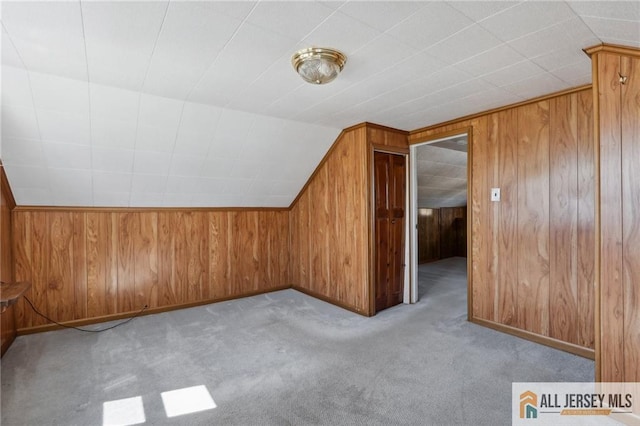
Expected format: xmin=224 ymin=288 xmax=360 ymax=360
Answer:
xmin=165 ymin=175 xmax=203 ymax=193
xmin=91 ymin=146 xmax=135 ymax=173
xmin=246 ymin=1 xmax=335 ymax=39
xmin=43 ymin=142 xmax=91 ymax=169
xmin=29 ymin=71 xmax=89 ymax=115
xmin=1 ymin=66 xmax=33 ymax=108
xmin=53 ymin=190 xmax=94 ymax=207
xmin=386 ymin=2 xmax=473 ymax=50
xmin=1 ymin=137 xmax=46 ymax=167
xmin=81 ymin=1 xmax=168 ymax=90
xmin=339 ymin=1 xmax=424 ymax=32
xmin=36 ymin=109 xmax=90 ymax=145
xmin=178 ymin=102 xmax=223 ymax=136
xmin=425 ymin=24 xmax=503 ymax=66
xmin=456 ymin=44 xmax=525 ymax=78
xmin=162 ymin=192 xmax=194 ymax=207
xmin=3 ymin=164 xmax=50 ymax=189
xmin=128 ymin=192 xmax=164 ymax=207
xmin=11 ymin=188 xmax=53 ymax=206
xmin=93 ymin=171 xmax=132 ymax=193
xmin=551 ymin=61 xmax=592 ymax=86
xmin=302 ymin=11 xmax=382 ymax=53
xmin=227 ymin=161 xmax=263 ymax=179
xmin=200 ymin=158 xmax=234 ymax=178
xmin=190 ymin=22 xmax=297 ymax=102
xmin=131 ymin=174 xmax=167 ymax=193
xmin=89 ymin=83 xmax=140 ymax=122
xmin=348 ymin=35 xmax=418 ymax=80
xmin=48 ymin=168 xmax=92 ymax=193
xmin=198 ymin=178 xmax=227 ymax=194
xmin=200 ymin=1 xmax=258 ymax=21
xmin=143 ymin=2 xmax=243 ymax=100
xmin=480 ymin=2 xmax=576 ymax=42
xmin=1 ymin=27 xmax=25 ymax=69
xmin=2 ymin=105 xmax=41 ymax=140
xmin=135 ymin=125 xmax=178 ymax=152
xmin=503 ymin=73 xmax=568 ymax=100
xmin=581 ymin=16 xmax=640 ymax=45
xmin=133 ymin=151 xmax=172 ymax=175
xmin=223 ymin=178 xmax=253 ymax=195
xmin=173 ymin=130 xmax=213 ymax=157
xmin=531 ymin=47 xmax=590 ymax=72
xmin=93 ymin=192 xmax=130 ymax=207
xmin=448 ymin=1 xmax=520 ymax=22
xmin=169 ymin=154 xmax=205 ymax=176
xmin=138 ymin=93 xmax=184 ymax=128
xmin=1 ymin=1 xmax=87 ymax=80
xmin=481 ymin=60 xmax=546 ymax=88
xmin=91 ymin=118 xmax=137 ymax=150
xmin=569 ymin=1 xmax=640 ymax=22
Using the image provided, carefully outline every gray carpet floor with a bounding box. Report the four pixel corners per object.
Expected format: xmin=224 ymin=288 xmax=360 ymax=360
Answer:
xmin=1 ymin=257 xmax=593 ymax=425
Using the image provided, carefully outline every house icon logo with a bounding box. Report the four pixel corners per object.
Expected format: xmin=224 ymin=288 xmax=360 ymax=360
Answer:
xmin=520 ymin=390 xmax=538 ymax=419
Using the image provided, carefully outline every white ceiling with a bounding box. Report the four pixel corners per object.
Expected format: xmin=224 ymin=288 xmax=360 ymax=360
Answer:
xmin=0 ymin=1 xmax=638 ymax=207
xmin=416 ymin=137 xmax=467 ymax=208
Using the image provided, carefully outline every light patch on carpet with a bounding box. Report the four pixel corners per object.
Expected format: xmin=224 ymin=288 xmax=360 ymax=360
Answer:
xmin=161 ymin=385 xmax=216 ymax=418
xmin=102 ymin=396 xmax=145 ymax=426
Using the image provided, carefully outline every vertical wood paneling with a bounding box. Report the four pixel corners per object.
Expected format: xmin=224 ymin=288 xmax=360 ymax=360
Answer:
xmin=134 ymin=212 xmax=158 ymax=308
xmin=417 ymin=209 xmax=440 ymax=263
xmin=549 ymin=94 xmax=579 ymax=344
xmin=471 ymin=116 xmax=492 ymax=320
xmin=576 ymin=90 xmax=595 ymax=349
xmin=13 ymin=212 xmax=32 ymax=327
xmin=517 ymin=101 xmax=550 ymax=336
xmin=86 ymin=213 xmax=108 ymax=317
xmin=13 ymin=208 xmax=291 ymax=331
xmin=72 ymin=212 xmax=87 ymax=320
xmin=289 ymin=126 xmax=371 ymax=314
xmin=1 ymin=168 xmax=15 ymax=355
xmin=598 ymin=53 xmax=625 ymax=381
xmin=621 ymin=54 xmax=640 ymax=381
xmin=496 ymin=109 xmax=518 ymax=326
xmin=209 ymin=212 xmax=230 ymax=299
xmin=31 ymin=212 xmax=49 ymax=326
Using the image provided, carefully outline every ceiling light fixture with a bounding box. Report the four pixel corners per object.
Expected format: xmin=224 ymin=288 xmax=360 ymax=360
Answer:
xmin=291 ymin=47 xmax=347 ymax=85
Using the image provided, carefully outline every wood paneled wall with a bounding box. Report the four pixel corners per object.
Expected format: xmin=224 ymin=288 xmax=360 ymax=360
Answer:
xmin=12 ymin=209 xmax=289 ymax=331
xmin=439 ymin=207 xmax=467 ymax=259
xmin=410 ymin=87 xmax=595 ymax=356
xmin=290 ymin=123 xmax=408 ymax=315
xmin=417 ymin=207 xmax=467 ymax=263
xmin=290 ymin=126 xmax=370 ymax=314
xmin=590 ymin=46 xmax=640 ymax=382
xmin=1 ymin=164 xmax=16 ymax=355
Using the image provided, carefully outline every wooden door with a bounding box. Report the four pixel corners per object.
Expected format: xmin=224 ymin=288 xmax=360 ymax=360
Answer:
xmin=374 ymin=152 xmax=406 ymax=313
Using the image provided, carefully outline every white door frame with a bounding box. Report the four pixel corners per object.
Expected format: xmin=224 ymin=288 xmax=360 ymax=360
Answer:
xmin=408 ymin=131 xmax=470 ymax=304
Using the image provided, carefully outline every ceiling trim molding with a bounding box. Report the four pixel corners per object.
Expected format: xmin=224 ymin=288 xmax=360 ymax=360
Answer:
xmin=409 ymin=126 xmax=474 ymax=146
xmin=409 ymin=84 xmax=592 ymax=140
xmin=584 ymin=43 xmax=640 ymax=58
xmin=12 ymin=206 xmax=290 ymax=213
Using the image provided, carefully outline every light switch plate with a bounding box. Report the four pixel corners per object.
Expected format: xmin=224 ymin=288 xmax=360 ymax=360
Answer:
xmin=491 ymin=188 xmax=500 ymax=202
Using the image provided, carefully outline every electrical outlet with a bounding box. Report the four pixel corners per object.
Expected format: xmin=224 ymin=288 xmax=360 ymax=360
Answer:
xmin=491 ymin=188 xmax=500 ymax=202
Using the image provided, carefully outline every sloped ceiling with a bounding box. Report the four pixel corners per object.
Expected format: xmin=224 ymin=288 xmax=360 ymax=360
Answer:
xmin=416 ymin=138 xmax=467 ymax=208
xmin=0 ymin=1 xmax=638 ymax=207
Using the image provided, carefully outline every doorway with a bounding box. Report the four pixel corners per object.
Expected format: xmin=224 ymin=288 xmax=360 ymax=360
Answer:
xmin=409 ymin=129 xmax=471 ymax=316
xmin=373 ymin=151 xmax=406 ymax=313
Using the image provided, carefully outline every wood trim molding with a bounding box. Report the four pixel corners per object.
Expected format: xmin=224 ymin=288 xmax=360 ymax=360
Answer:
xmin=370 ymin=143 xmax=409 ymax=155
xmin=591 ymin=52 xmax=603 ymax=382
xmin=12 ymin=206 xmax=290 ymax=213
xmin=410 ymin=126 xmax=474 ymax=145
xmin=0 ymin=162 xmax=16 ymax=210
xmin=584 ymin=43 xmax=640 ymax=58
xmin=291 ymin=285 xmax=370 ymax=317
xmin=364 ymin=122 xmax=409 ymax=135
xmin=17 ymin=284 xmax=291 ymax=335
xmin=471 ymin=317 xmax=595 ymax=360
xmin=409 ymin=85 xmax=592 ymax=137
